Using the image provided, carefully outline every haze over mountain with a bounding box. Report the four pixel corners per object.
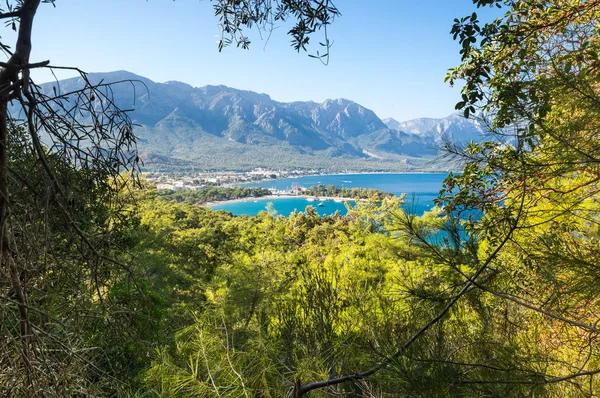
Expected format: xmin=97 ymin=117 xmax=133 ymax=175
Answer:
xmin=41 ymin=71 xmax=486 ymax=171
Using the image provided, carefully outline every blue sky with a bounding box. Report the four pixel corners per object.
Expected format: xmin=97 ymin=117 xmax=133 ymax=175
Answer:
xmin=26 ymin=0 xmax=498 ymax=121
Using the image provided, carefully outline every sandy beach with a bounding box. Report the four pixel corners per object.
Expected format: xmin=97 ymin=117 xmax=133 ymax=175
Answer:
xmin=202 ymin=195 xmax=357 ymax=207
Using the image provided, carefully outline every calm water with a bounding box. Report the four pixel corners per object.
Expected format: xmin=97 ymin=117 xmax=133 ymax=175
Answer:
xmin=211 ymin=173 xmax=448 ymax=217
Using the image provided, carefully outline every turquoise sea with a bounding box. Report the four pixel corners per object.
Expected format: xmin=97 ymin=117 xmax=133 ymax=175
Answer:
xmin=211 ymin=173 xmax=448 ymax=217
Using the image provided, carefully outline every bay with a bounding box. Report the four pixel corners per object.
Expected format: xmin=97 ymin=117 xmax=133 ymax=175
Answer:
xmin=211 ymin=173 xmax=448 ymax=217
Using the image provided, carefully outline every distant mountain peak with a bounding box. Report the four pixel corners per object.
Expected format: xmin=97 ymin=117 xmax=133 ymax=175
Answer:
xmin=383 ymin=113 xmax=485 ymax=143
xmin=321 ymin=98 xmax=353 ymax=107
xmin=88 ymin=70 xmax=156 ymax=85
xmin=382 ymin=117 xmax=401 ymax=130
xmin=163 ymin=80 xmax=193 ymax=89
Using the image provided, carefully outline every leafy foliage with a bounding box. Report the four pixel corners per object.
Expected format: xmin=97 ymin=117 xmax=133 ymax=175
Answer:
xmin=436 ymin=0 xmax=600 ymax=393
xmin=213 ymin=0 xmax=339 ymax=61
xmin=304 ymin=184 xmax=394 ymax=201
xmin=156 ymin=186 xmax=272 ymax=204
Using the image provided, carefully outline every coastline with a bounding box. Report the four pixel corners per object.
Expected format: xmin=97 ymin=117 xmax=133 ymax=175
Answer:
xmin=230 ymin=170 xmax=450 ymax=187
xmin=203 ymin=195 xmax=357 ymax=207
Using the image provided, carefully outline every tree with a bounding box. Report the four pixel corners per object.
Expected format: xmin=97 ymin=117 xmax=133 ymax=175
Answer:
xmin=290 ymin=0 xmax=600 ymax=395
xmin=437 ymin=0 xmax=600 ymax=393
xmin=0 ymin=1 xmax=142 ymax=394
xmin=0 ymin=0 xmax=340 ymax=394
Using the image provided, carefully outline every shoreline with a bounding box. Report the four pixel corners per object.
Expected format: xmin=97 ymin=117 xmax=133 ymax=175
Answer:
xmin=229 ymin=170 xmax=450 ymax=187
xmin=203 ymin=195 xmax=357 ymax=207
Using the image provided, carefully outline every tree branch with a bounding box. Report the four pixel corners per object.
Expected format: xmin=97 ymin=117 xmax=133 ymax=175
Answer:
xmin=296 ymin=182 xmax=527 ymax=395
xmin=0 ymin=10 xmax=21 ymax=20
xmin=0 ymin=60 xmax=49 ymax=69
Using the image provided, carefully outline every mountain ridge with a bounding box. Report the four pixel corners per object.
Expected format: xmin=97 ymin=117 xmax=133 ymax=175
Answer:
xmin=39 ymin=71 xmax=486 ymax=172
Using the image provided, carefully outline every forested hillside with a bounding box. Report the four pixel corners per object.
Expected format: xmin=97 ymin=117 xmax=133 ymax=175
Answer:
xmin=2 ymin=0 xmax=600 ymax=397
xmin=5 ymin=183 xmax=591 ymax=396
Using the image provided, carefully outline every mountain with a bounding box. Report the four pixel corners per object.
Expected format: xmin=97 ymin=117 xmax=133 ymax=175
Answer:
xmin=381 ymin=117 xmax=403 ymax=131
xmin=383 ymin=114 xmax=486 ymax=144
xmin=39 ymin=71 xmax=485 ymax=172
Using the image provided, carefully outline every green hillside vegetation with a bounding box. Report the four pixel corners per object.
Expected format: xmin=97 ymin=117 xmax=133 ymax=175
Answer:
xmin=155 ymin=185 xmax=395 ymax=206
xmin=157 ymin=186 xmax=273 ymax=204
xmin=304 ymin=184 xmax=394 ymax=201
xmin=18 ymin=183 xmax=591 ymax=396
xmin=141 ymin=141 xmax=440 ymax=173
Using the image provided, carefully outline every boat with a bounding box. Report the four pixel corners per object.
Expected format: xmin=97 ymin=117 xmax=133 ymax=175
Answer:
xmin=318 ymin=202 xmax=324 ymax=207
xmin=334 ymin=198 xmax=344 ymax=203
xmin=306 ymin=198 xmax=315 ymax=202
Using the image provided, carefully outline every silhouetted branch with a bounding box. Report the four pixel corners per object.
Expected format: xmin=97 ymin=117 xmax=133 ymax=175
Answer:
xmin=0 ymin=60 xmax=48 ymax=69
xmin=0 ymin=10 xmax=20 ymax=19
